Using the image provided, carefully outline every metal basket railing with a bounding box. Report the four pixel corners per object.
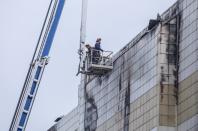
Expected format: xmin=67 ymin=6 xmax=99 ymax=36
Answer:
xmin=85 ymin=48 xmax=113 ymax=72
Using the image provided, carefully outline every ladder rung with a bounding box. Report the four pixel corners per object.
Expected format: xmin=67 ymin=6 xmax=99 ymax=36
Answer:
xmin=18 ymin=126 xmax=23 ymax=129
xmin=38 ymin=64 xmax=44 ymax=67
xmin=33 ymin=79 xmax=39 ymax=82
xmin=23 ymin=110 xmax=29 ymax=114
xmin=28 ymin=94 xmax=34 ymax=98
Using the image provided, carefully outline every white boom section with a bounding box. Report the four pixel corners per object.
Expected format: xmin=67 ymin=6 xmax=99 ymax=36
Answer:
xmin=79 ymin=0 xmax=88 ymax=71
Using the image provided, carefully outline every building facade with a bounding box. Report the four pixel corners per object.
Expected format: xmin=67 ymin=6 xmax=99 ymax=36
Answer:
xmin=48 ymin=0 xmax=198 ymax=130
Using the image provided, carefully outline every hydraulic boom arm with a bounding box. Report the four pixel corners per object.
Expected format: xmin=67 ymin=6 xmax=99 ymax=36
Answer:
xmin=9 ymin=0 xmax=65 ymax=131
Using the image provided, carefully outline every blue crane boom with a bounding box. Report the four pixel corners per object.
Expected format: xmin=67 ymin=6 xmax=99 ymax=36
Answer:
xmin=9 ymin=0 xmax=65 ymax=131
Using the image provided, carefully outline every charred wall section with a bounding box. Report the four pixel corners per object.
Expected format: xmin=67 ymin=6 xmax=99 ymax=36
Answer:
xmin=79 ymin=4 xmax=180 ymax=130
xmin=158 ymin=17 xmax=178 ymax=127
xmin=84 ymin=85 xmax=98 ymax=131
xmin=48 ymin=0 xmax=198 ymax=131
xmin=177 ymin=0 xmax=198 ymax=130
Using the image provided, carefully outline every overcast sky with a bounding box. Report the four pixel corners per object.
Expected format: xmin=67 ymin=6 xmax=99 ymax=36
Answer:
xmin=1 ymin=0 xmax=176 ymax=130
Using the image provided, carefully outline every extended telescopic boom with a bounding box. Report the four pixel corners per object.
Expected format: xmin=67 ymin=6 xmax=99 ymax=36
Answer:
xmin=9 ymin=0 xmax=65 ymax=130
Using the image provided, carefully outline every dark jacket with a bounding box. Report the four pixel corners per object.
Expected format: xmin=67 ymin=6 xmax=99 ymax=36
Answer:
xmin=95 ymin=42 xmax=103 ymax=52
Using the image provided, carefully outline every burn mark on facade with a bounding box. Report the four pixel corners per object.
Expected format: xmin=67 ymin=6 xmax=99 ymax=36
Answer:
xmin=84 ymin=95 xmax=98 ymax=131
xmin=117 ymin=53 xmax=131 ymax=131
xmin=124 ymin=72 xmax=131 ymax=131
xmin=158 ymin=4 xmax=179 ymax=126
xmin=97 ymin=76 xmax=102 ymax=85
xmin=84 ymin=76 xmax=98 ymax=131
xmin=119 ymin=75 xmax=122 ymax=91
xmin=118 ymin=55 xmax=125 ymax=112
